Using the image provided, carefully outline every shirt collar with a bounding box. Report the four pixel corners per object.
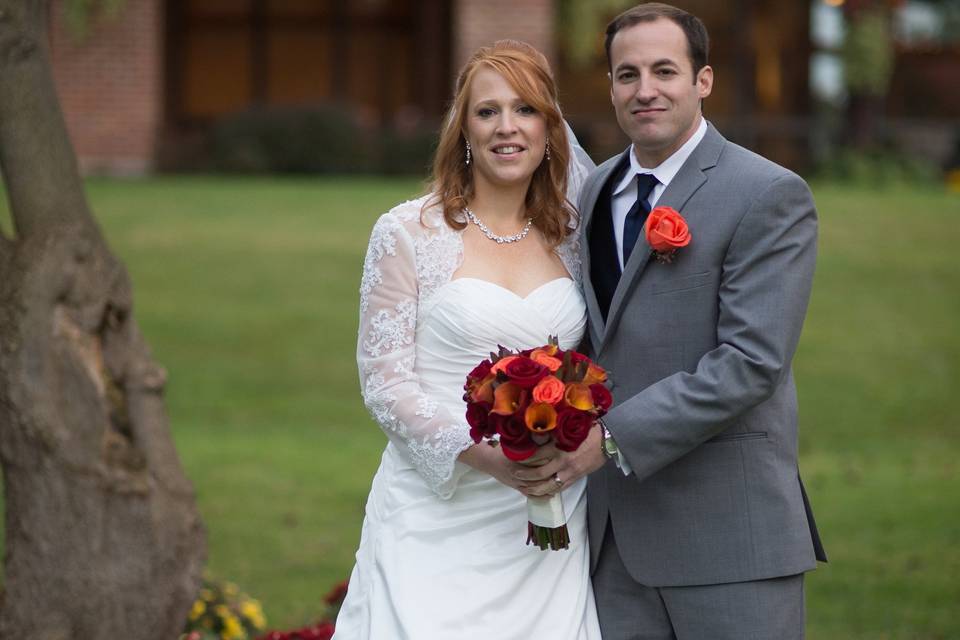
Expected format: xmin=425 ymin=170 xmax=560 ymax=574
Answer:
xmin=612 ymin=117 xmax=708 ymax=197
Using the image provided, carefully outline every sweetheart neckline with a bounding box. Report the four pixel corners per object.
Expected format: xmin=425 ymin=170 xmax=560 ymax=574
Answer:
xmin=447 ymin=277 xmax=575 ymax=301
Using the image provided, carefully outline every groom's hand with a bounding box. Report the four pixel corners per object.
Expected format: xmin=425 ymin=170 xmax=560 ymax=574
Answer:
xmin=511 ymin=425 xmax=607 ymax=497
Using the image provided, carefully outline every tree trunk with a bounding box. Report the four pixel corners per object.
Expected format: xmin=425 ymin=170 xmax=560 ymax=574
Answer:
xmin=0 ymin=2 xmax=206 ymax=639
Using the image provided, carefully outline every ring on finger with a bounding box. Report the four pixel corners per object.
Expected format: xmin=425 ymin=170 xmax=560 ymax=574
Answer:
xmin=553 ymin=473 xmax=563 ymax=488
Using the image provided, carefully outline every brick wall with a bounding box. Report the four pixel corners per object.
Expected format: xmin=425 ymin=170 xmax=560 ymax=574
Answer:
xmin=453 ymin=0 xmax=556 ymax=74
xmin=49 ymin=0 xmax=163 ymax=175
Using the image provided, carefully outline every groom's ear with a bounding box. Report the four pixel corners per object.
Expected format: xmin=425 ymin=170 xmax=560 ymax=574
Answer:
xmin=696 ymin=65 xmax=713 ymax=99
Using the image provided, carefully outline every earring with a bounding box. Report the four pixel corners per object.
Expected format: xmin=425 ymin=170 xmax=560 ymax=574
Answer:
xmin=465 ymin=140 xmax=472 ymax=166
xmin=545 ymin=140 xmax=551 ymax=161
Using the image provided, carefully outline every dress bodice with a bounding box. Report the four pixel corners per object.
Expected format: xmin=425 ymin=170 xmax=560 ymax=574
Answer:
xmin=357 ymin=195 xmax=584 ymax=497
xmin=416 ymin=277 xmax=586 ymax=414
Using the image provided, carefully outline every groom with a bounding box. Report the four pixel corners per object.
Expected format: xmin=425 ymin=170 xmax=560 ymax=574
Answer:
xmin=517 ymin=3 xmax=826 ymax=638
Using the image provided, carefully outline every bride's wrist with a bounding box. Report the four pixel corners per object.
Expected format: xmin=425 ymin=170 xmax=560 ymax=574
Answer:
xmin=459 ymin=441 xmax=502 ymax=473
xmin=458 ymin=443 xmax=486 ymax=471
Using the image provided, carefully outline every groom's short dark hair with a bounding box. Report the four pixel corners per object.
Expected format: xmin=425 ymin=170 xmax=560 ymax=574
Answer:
xmin=605 ymin=3 xmax=710 ymax=80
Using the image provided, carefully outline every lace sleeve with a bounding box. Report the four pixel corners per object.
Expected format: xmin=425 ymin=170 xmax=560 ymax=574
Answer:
xmin=357 ymin=212 xmax=475 ymax=499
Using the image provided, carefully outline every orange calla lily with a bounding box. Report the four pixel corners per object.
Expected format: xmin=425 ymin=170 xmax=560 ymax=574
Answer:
xmin=492 ymin=382 xmax=524 ymax=415
xmin=564 ymin=382 xmax=595 ymax=411
xmin=471 ymin=375 xmax=496 ymax=404
xmin=583 ymin=364 xmax=608 ymax=385
xmin=532 ymin=344 xmax=559 ymax=358
xmin=524 ymin=403 xmax=558 ymax=432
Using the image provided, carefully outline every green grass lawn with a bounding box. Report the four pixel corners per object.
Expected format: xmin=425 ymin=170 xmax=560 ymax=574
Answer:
xmin=1 ymin=176 xmax=958 ymax=638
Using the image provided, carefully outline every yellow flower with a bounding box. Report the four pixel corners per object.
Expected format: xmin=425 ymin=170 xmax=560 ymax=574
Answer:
xmin=200 ymin=588 xmax=215 ymax=602
xmin=189 ymin=600 xmax=206 ymax=621
xmin=214 ymin=604 xmax=231 ymax=620
xmin=224 ymin=582 xmax=239 ymax=598
xmin=240 ymin=599 xmax=267 ymax=630
xmin=220 ymin=613 xmax=245 ymax=640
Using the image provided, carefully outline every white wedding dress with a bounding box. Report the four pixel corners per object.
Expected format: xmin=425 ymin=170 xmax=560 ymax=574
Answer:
xmin=332 ymin=193 xmax=601 ymax=640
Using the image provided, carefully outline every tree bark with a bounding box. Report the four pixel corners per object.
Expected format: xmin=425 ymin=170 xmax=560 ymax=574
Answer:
xmin=0 ymin=2 xmax=206 ymax=639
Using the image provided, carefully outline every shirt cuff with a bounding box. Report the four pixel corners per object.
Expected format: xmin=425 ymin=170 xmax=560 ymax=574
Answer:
xmin=614 ymin=444 xmax=632 ymax=476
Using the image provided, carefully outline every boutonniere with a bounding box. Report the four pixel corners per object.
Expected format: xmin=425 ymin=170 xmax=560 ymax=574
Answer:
xmin=645 ymin=206 xmax=691 ymax=264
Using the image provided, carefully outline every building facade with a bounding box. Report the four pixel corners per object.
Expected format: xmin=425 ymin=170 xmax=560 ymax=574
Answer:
xmin=48 ymin=0 xmax=957 ymax=175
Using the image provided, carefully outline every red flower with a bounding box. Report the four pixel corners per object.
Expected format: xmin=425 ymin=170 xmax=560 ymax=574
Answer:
xmin=530 ymin=349 xmax=563 ymax=372
xmin=466 ymin=401 xmax=494 ymax=443
xmin=464 ymin=359 xmax=495 ymax=402
xmin=466 ymin=359 xmax=492 ymax=382
xmin=503 ymin=357 xmax=549 ymax=389
xmin=493 ymin=413 xmax=537 ymax=461
xmin=323 ymin=580 xmax=349 ymax=606
xmin=490 ymin=355 xmax=519 ymax=374
xmin=531 ymin=376 xmax=565 ymax=405
xmin=590 ymin=384 xmax=613 ymax=414
xmin=645 ymin=206 xmax=691 ymax=258
xmin=298 ymin=623 xmax=336 ymax=640
xmin=554 ymin=410 xmax=594 ymax=452
xmin=501 ymin=438 xmax=537 ymax=461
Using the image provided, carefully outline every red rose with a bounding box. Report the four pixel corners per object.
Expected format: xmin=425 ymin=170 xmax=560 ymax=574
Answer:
xmin=532 ymin=375 xmax=566 ymax=404
xmin=490 ymin=355 xmax=519 ymax=375
xmin=590 ymin=384 xmax=613 ymax=414
xmin=294 ymin=623 xmax=335 ymax=640
xmin=466 ymin=359 xmax=492 ymax=384
xmin=323 ymin=579 xmax=349 ymax=606
xmin=466 ymin=401 xmax=494 ymax=443
xmin=554 ymin=410 xmax=594 ymax=452
xmin=504 ymin=356 xmax=549 ymax=388
xmin=645 ymin=206 xmax=691 ymax=253
xmin=501 ymin=438 xmax=537 ymax=461
xmin=492 ymin=413 xmax=537 ymax=461
xmin=530 ymin=349 xmax=563 ymax=372
xmin=493 ymin=412 xmax=526 ymax=440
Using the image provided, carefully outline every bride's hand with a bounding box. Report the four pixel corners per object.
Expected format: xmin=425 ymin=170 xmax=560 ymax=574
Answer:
xmin=458 ymin=442 xmax=536 ymax=494
xmin=512 ymin=425 xmax=607 ymax=497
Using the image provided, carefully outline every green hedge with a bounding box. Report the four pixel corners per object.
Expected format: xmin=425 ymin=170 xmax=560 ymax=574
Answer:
xmin=208 ymin=105 xmax=437 ymax=175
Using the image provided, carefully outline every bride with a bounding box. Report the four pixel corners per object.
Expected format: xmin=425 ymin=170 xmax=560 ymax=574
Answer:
xmin=333 ymin=40 xmax=599 ymax=639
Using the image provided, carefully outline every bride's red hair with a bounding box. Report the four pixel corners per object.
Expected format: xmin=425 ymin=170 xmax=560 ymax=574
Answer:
xmin=425 ymin=40 xmax=576 ymax=247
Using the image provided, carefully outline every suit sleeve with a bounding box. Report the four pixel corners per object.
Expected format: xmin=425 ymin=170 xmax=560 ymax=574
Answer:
xmin=603 ymin=172 xmax=818 ymax=482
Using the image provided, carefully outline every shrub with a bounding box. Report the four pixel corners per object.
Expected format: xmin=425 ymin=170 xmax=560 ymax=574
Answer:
xmin=209 ymin=105 xmax=376 ymax=174
xmin=813 ymin=147 xmax=940 ymax=186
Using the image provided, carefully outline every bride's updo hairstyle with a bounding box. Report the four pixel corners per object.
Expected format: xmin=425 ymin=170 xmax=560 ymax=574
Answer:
xmin=427 ymin=40 xmax=576 ymax=247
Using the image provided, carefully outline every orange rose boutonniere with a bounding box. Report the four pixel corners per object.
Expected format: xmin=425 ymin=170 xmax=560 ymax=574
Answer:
xmin=645 ymin=206 xmax=691 ymax=264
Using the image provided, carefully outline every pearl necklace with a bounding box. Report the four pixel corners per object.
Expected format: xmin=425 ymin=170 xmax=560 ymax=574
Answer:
xmin=463 ymin=208 xmax=533 ymax=244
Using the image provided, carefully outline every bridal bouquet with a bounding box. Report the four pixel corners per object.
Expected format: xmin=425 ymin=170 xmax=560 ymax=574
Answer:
xmin=463 ymin=337 xmax=612 ymax=550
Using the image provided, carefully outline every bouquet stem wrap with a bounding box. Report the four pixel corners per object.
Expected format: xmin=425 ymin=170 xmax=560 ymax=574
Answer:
xmin=526 ymin=493 xmax=569 ymax=550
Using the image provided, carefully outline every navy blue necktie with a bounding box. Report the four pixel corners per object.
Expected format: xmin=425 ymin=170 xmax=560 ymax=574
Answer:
xmin=622 ymin=173 xmax=660 ymax=268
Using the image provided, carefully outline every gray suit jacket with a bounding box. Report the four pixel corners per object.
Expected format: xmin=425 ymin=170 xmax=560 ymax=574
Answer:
xmin=581 ymin=123 xmax=826 ymax=587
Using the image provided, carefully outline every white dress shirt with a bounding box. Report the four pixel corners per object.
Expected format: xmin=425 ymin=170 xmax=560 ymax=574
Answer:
xmin=610 ymin=117 xmax=708 ymax=270
xmin=603 ymin=117 xmax=707 ymax=475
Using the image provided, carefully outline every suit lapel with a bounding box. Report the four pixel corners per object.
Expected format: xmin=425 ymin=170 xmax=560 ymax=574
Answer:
xmin=580 ymin=152 xmax=629 ymax=349
xmin=599 ymin=124 xmax=725 ymax=352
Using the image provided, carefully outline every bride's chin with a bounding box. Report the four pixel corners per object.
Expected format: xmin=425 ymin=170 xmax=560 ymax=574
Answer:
xmin=489 ymin=169 xmax=537 ymax=188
